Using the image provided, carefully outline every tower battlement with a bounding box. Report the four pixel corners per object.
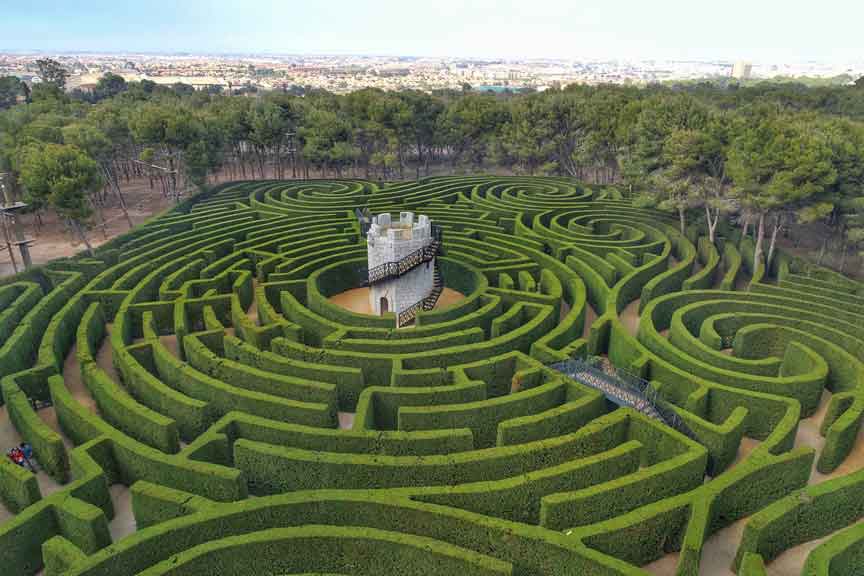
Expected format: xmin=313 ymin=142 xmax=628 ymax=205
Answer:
xmin=367 ymin=212 xmax=432 ymax=268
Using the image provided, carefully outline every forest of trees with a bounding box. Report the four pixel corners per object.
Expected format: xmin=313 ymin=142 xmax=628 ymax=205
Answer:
xmin=1 ymin=59 xmax=863 ymax=271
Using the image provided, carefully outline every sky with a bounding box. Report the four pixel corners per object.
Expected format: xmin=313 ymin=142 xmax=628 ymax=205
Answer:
xmin=2 ymin=0 xmax=862 ymax=62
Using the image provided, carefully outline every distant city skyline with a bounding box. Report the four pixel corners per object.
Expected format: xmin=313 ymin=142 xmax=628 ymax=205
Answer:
xmin=3 ymin=0 xmax=863 ymax=63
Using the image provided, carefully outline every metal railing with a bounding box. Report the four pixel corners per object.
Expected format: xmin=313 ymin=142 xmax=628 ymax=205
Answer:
xmin=367 ymin=241 xmax=440 ymax=285
xmin=423 ymin=264 xmax=444 ymax=311
xmin=397 ymin=299 xmax=425 ymax=327
xmin=549 ymin=356 xmax=696 ymax=440
xmin=396 ymin=261 xmax=444 ymax=327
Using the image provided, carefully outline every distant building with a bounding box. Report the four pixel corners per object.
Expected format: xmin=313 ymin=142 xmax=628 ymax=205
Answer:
xmin=145 ymin=76 xmax=230 ymax=91
xmin=731 ymin=61 xmax=753 ymax=80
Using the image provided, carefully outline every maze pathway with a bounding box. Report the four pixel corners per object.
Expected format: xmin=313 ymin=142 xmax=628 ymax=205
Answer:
xmin=0 ymin=176 xmax=862 ymax=576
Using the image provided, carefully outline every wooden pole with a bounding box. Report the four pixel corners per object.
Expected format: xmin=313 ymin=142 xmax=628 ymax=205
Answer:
xmin=1 ymin=214 xmax=18 ymax=274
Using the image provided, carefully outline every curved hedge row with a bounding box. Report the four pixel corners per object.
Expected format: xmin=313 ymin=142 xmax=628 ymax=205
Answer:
xmin=0 ymin=177 xmax=860 ymax=576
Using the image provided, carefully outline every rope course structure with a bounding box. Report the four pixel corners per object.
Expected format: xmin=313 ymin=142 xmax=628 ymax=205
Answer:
xmin=0 ymin=176 xmax=863 ymax=576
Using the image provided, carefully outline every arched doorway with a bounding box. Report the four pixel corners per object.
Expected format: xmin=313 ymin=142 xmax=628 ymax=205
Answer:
xmin=379 ymin=297 xmax=389 ymax=314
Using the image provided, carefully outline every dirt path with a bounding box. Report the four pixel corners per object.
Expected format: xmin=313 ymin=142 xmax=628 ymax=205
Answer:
xmin=60 ymin=344 xmax=98 ymax=416
xmin=698 ymin=388 xmax=861 ymax=575
xmin=813 ymin=419 xmax=864 ymax=481
xmin=0 ymin=342 xmax=99 ymax=523
xmin=794 ymin=390 xmax=830 ymax=483
xmin=765 ymin=533 xmax=833 ymax=576
xmin=581 ymin=303 xmax=597 ymax=340
xmin=159 ymin=335 xmax=182 ymax=358
xmin=727 ymin=437 xmax=762 ymax=471
xmin=434 ymin=287 xmax=465 ymax=309
xmin=338 ymin=412 xmax=356 ymax=430
xmin=642 ymin=551 xmax=679 ymax=575
xmin=0 ymin=406 xmax=25 ymax=524
xmin=699 ymin=517 xmax=748 ymax=576
xmin=559 ymin=300 xmax=571 ymax=322
xmin=329 ymin=288 xmax=376 ymax=315
xmin=619 ymin=299 xmax=641 ymax=337
xmin=95 ymin=325 xmax=121 ymax=383
xmin=246 ymin=280 xmax=260 ymax=325
xmin=62 ymin=339 xmax=135 ymax=543
xmin=109 ymin=484 xmax=136 ymax=542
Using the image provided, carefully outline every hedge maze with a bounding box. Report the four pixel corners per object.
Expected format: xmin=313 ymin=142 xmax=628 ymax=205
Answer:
xmin=1 ymin=176 xmax=863 ymax=575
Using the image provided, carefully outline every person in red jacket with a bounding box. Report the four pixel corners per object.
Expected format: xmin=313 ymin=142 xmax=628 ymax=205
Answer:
xmin=7 ymin=447 xmax=25 ymax=467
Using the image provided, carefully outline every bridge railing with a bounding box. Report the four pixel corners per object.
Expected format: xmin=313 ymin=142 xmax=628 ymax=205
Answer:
xmin=549 ymin=356 xmax=696 ymax=441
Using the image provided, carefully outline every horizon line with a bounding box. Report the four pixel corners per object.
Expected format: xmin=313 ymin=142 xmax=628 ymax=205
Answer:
xmin=1 ymin=49 xmax=862 ymax=66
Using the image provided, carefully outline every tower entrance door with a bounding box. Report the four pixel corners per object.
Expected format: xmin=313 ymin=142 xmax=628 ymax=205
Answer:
xmin=380 ymin=297 xmax=389 ymax=314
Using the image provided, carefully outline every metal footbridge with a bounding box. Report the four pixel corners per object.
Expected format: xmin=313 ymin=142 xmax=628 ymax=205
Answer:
xmin=549 ymin=356 xmax=696 ymax=439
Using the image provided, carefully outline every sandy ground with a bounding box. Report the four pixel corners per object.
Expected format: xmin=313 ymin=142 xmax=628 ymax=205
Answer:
xmin=765 ymin=533 xmax=833 ymax=576
xmin=60 ymin=333 xmax=135 ymax=543
xmin=159 ymin=335 xmax=181 ymax=358
xmin=328 ymin=286 xmax=465 ymax=316
xmin=0 ymin=406 xmax=25 ymax=524
xmin=338 ymin=412 xmax=355 ymax=430
xmin=761 ymin=394 xmax=864 ymax=574
xmin=619 ymin=299 xmax=641 ymax=337
xmin=581 ymin=303 xmax=596 ymax=340
xmin=1 ymin=178 xmax=176 ymax=278
xmin=109 ymin=484 xmax=137 ymax=541
xmin=694 ymin=388 xmax=864 ymax=576
xmin=642 ymin=551 xmax=680 ymax=575
xmin=0 ymin=341 xmax=97 ymax=525
xmin=95 ymin=325 xmax=121 ymax=382
xmin=0 ymin=332 xmax=138 ymax=547
xmin=60 ymin=344 xmax=98 ymax=416
xmin=795 ymin=390 xmax=830 ymax=483
xmin=699 ymin=517 xmax=749 ymax=576
xmin=246 ymin=280 xmax=260 ymax=324
xmin=727 ymin=437 xmax=762 ymax=470
xmin=644 ymin=386 xmax=864 ymax=575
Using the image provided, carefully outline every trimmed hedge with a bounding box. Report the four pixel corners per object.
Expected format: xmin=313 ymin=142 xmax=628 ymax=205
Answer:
xmin=62 ymin=492 xmax=624 ymax=576
xmin=802 ymin=521 xmax=864 ymax=576
xmin=48 ymin=375 xmax=246 ymax=502
xmin=234 ymin=410 xmax=630 ymax=495
xmin=153 ymin=335 xmax=336 ymax=427
xmin=0 ymin=455 xmax=41 ymax=513
xmin=735 ymin=467 xmax=864 ymax=568
xmin=0 ymin=175 xmax=861 ymax=576
xmin=1 ymin=367 xmax=69 ymax=482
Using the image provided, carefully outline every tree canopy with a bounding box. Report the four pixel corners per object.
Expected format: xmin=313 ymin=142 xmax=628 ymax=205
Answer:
xmin=0 ymin=73 xmax=862 ymax=266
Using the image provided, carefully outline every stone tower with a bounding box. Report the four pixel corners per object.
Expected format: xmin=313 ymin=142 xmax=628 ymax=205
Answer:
xmin=366 ymin=212 xmax=441 ymax=327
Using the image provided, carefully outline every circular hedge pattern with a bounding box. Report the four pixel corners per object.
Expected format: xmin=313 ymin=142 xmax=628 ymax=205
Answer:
xmin=1 ymin=176 xmax=863 ymax=575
